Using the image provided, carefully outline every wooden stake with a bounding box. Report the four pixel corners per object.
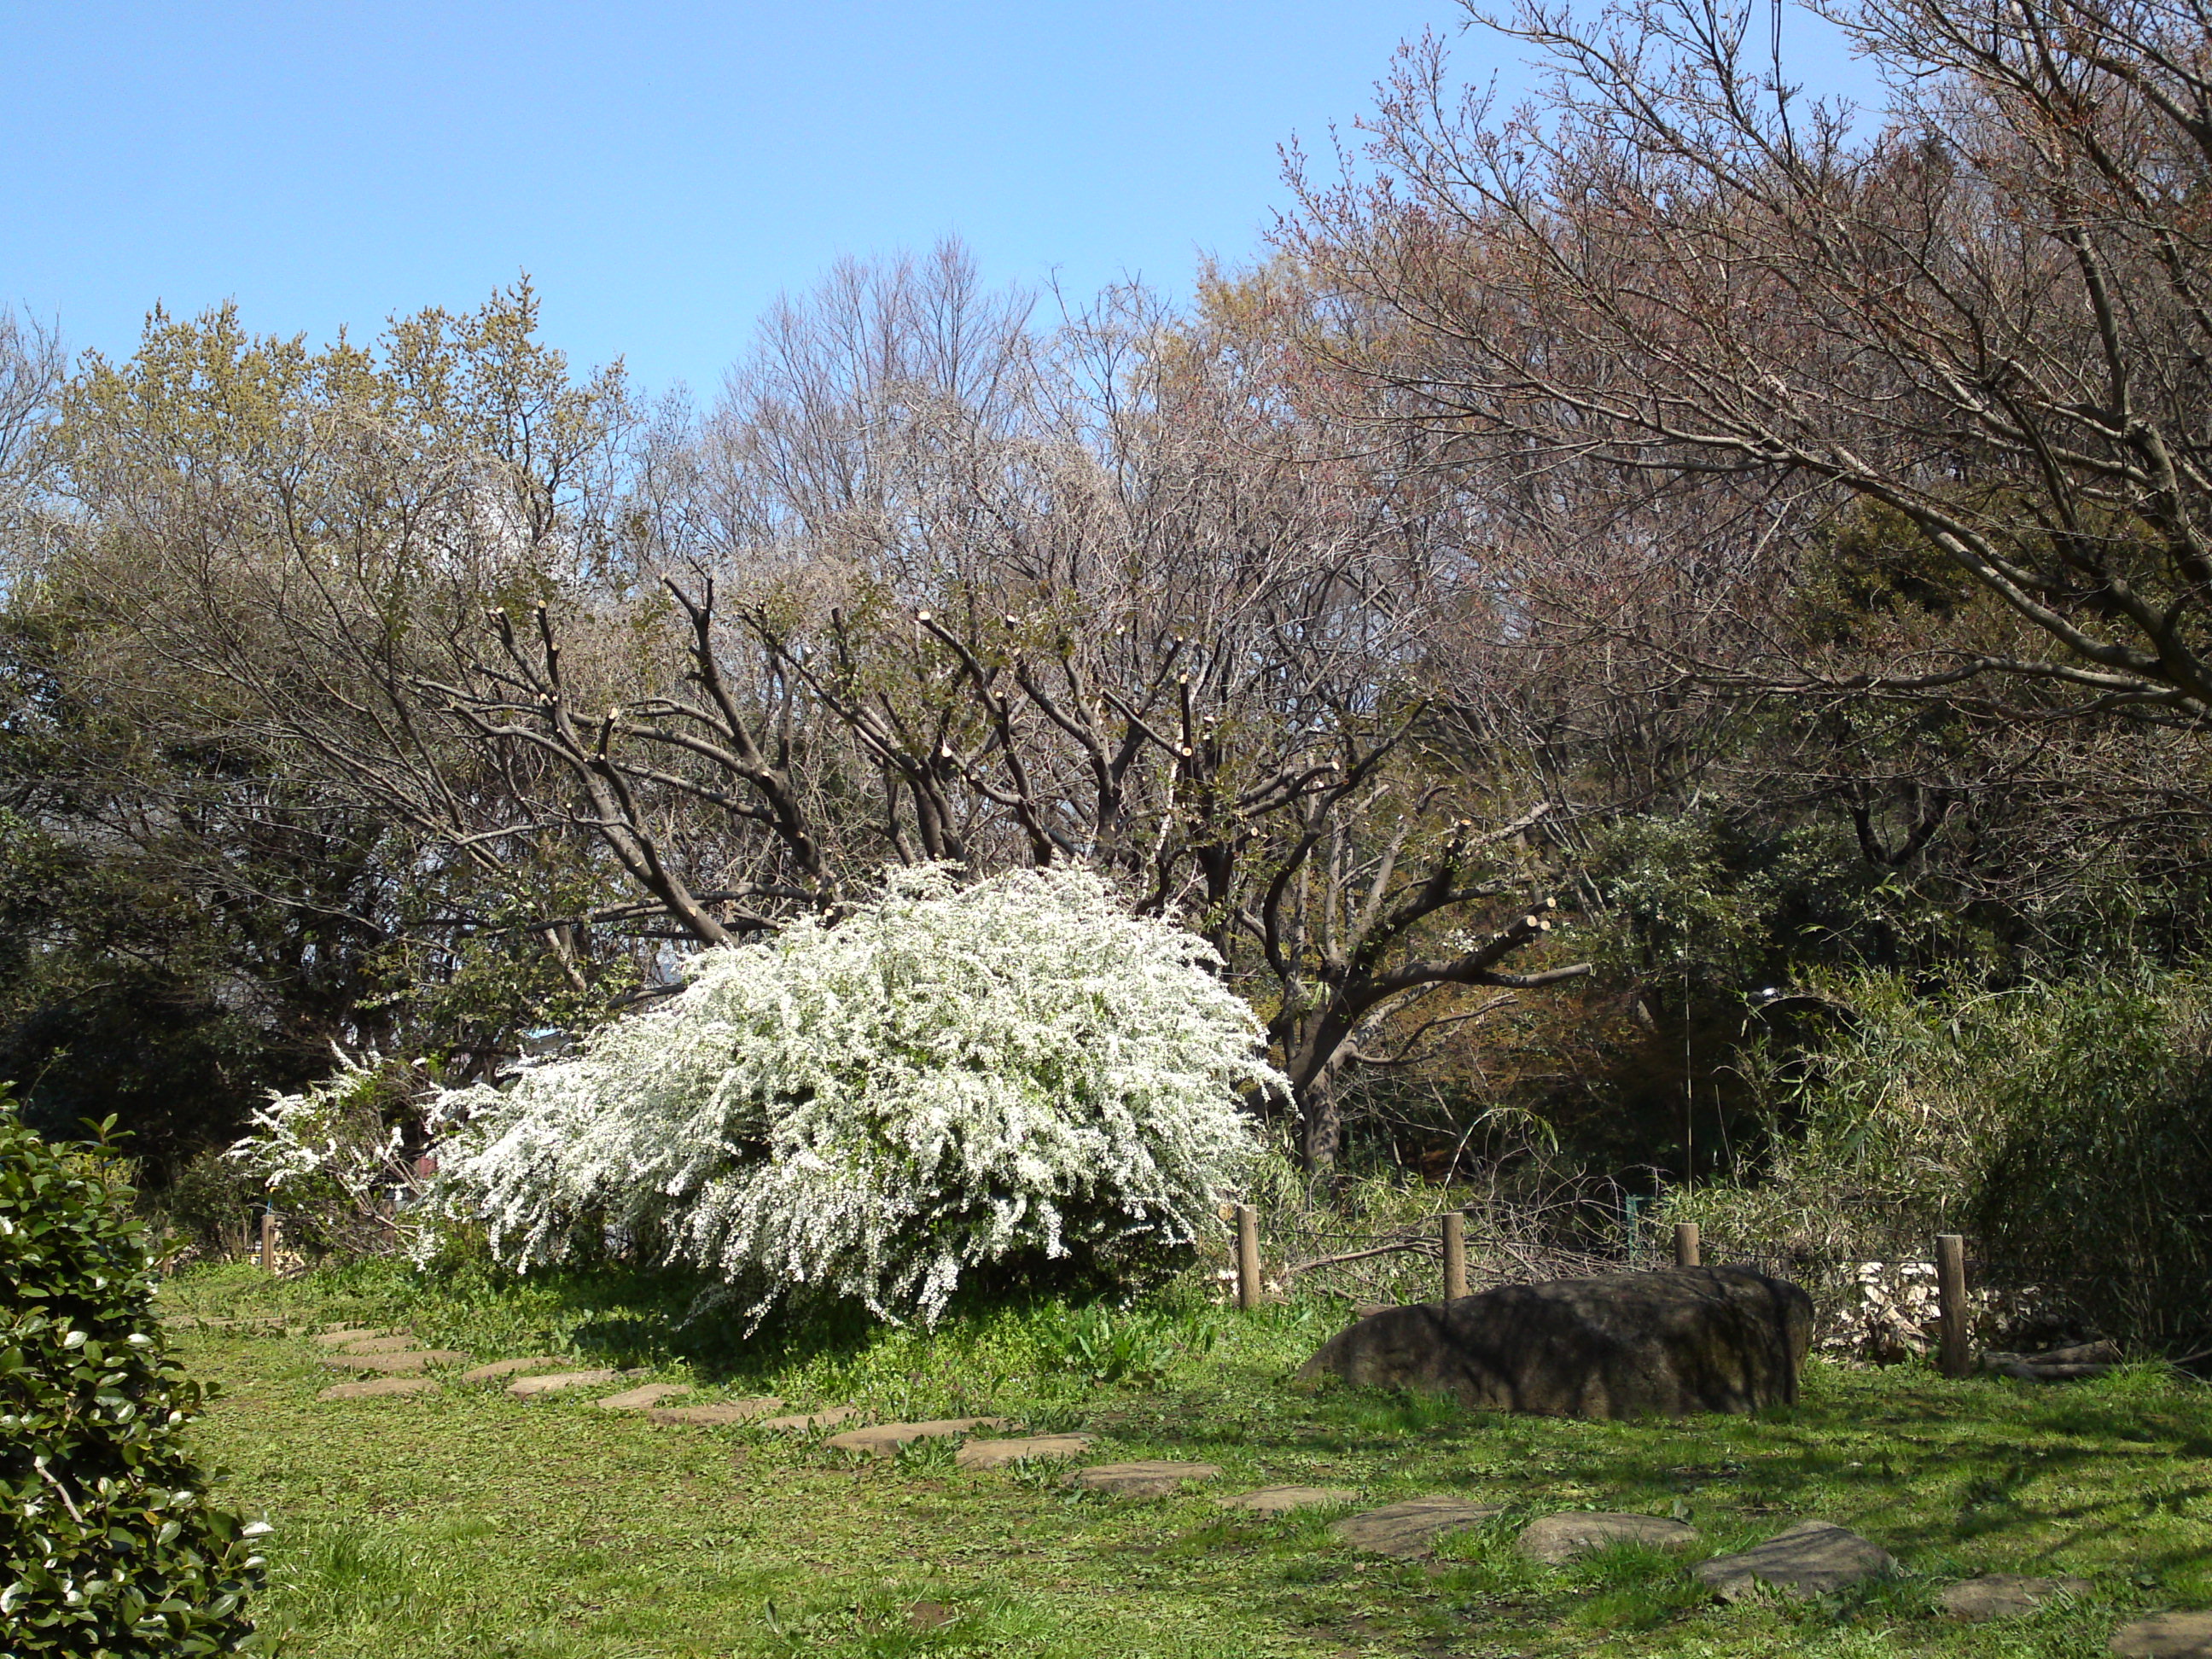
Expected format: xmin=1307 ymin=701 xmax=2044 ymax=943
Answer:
xmin=1674 ymin=1221 xmax=1701 ymax=1268
xmin=1442 ymin=1211 xmax=1468 ymax=1301
xmin=1236 ymin=1203 xmax=1261 ymax=1311
xmin=1936 ymin=1233 xmax=1970 ymax=1378
xmin=259 ymin=1209 xmax=276 ymax=1273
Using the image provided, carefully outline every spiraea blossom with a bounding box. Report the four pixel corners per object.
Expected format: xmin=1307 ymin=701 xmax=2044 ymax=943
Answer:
xmin=429 ymin=865 xmax=1277 ymax=1324
xmin=230 ymin=1048 xmax=410 ymax=1215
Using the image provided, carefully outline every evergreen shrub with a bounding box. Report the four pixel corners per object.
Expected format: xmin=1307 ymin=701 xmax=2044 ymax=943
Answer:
xmin=429 ymin=866 xmax=1277 ymax=1324
xmin=0 ymin=1101 xmax=264 ymax=1655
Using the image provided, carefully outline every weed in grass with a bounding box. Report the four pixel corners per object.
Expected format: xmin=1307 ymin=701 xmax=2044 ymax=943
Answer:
xmin=1557 ymin=1541 xmax=1717 ymax=1632
xmin=893 ymin=1434 xmax=961 ymax=1477
xmin=1000 ymin=1454 xmax=1086 ymax=1494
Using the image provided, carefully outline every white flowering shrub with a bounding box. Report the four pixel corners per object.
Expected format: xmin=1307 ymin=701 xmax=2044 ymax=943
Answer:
xmin=428 ymin=866 xmax=1277 ymax=1324
xmin=228 ymin=1050 xmax=416 ymax=1259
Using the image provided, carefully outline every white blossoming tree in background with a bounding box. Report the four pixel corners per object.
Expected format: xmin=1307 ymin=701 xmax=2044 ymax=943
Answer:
xmin=427 ymin=865 xmax=1278 ymax=1324
xmin=228 ymin=1050 xmax=419 ymax=1259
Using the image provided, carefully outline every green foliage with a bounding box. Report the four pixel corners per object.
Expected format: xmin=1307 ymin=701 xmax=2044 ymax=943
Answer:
xmin=141 ymin=1151 xmax=263 ymax=1269
xmin=0 ymin=1102 xmax=263 ymax=1653
xmin=1031 ymin=1302 xmax=1190 ymax=1387
xmin=161 ymin=1260 xmax=2202 ymax=1658
xmin=1668 ymin=965 xmax=2212 ymax=1353
xmin=1586 ymin=811 xmax=1997 ymax=992
xmin=1972 ymin=975 xmax=2212 ymax=1353
xmin=0 ymin=286 xmax=646 ymax=1189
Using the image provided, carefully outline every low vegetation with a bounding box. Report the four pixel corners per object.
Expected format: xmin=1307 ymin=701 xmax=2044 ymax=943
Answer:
xmin=165 ymin=1260 xmax=2212 ymax=1659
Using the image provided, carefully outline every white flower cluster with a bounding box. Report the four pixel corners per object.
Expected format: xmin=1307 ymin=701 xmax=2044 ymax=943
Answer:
xmin=428 ymin=865 xmax=1278 ymax=1324
xmin=229 ymin=1047 xmax=408 ymax=1212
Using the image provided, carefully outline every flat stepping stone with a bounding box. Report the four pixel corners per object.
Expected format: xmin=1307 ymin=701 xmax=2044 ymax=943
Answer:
xmin=1331 ymin=1497 xmax=1504 ymax=1557
xmin=507 ymin=1368 xmax=626 ymax=1397
xmin=1219 ymin=1485 xmax=1359 ymax=1515
xmin=317 ymin=1377 xmax=439 ymax=1401
xmin=334 ymin=1335 xmax=422 ymax=1354
xmin=1068 ymin=1460 xmax=1225 ymax=1499
xmin=1519 ymin=1511 xmax=1700 ymax=1563
xmin=318 ymin=1349 xmax=467 ymax=1375
xmin=956 ymin=1435 xmax=1092 ymax=1470
xmin=1694 ymin=1520 xmax=1897 ymax=1601
xmin=1941 ymin=1575 xmax=2092 ymax=1621
xmin=596 ymin=1383 xmax=693 ymax=1412
xmin=827 ymin=1417 xmax=1008 ymax=1457
xmin=2113 ymin=1613 xmax=2212 ymax=1656
xmin=757 ymin=1406 xmax=858 ymax=1432
xmin=312 ymin=1326 xmax=386 ymax=1346
xmin=460 ymin=1356 xmax=570 ymax=1382
xmin=646 ymin=1397 xmax=786 ymax=1427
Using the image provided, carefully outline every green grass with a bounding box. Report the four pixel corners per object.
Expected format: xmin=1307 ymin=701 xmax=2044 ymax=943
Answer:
xmin=158 ymin=1261 xmax=2212 ymax=1657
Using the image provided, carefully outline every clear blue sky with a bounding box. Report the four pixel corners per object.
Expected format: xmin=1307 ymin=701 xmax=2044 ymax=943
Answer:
xmin=2 ymin=2 xmax=1881 ymax=399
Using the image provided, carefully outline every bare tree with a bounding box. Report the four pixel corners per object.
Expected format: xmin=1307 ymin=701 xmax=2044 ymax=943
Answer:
xmin=0 ymin=307 xmax=62 ymax=556
xmin=1284 ymin=0 xmax=2212 ymax=728
xmin=34 ymin=254 xmax=1596 ymax=1163
xmin=638 ymin=254 xmax=1594 ymax=1169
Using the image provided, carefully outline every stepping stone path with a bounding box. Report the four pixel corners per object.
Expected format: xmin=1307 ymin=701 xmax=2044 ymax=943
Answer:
xmin=757 ymin=1406 xmax=858 ymax=1432
xmin=597 ymin=1384 xmax=692 ymax=1412
xmin=305 ymin=1326 xmax=470 ymax=1388
xmin=956 ymin=1435 xmax=1091 ymax=1470
xmin=269 ymin=1309 xmax=2179 ymax=1659
xmin=319 ymin=1349 xmax=469 ymax=1375
xmin=827 ymin=1417 xmax=1008 ymax=1458
xmin=1331 ymin=1498 xmax=1503 ymax=1557
xmin=1518 ymin=1512 xmax=1699 ymax=1564
xmin=460 ymin=1357 xmax=568 ymax=1382
xmin=2113 ymin=1613 xmax=2212 ymax=1656
xmin=1069 ymin=1460 xmax=1224 ymax=1499
xmin=1694 ymin=1521 xmax=1896 ymax=1601
xmin=1940 ymin=1575 xmax=2092 ymax=1621
xmin=508 ymin=1368 xmax=627 ymax=1398
xmin=647 ymin=1398 xmax=787 ymax=1427
xmin=1219 ymin=1486 xmax=1359 ymax=1515
xmin=317 ymin=1377 xmax=439 ymax=1401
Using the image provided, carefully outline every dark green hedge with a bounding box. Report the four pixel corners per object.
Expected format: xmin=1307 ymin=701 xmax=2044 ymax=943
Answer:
xmin=1 ymin=1102 xmax=262 ymax=1655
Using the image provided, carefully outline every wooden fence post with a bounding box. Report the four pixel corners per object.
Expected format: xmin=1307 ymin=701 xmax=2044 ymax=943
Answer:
xmin=1936 ymin=1232 xmax=1970 ymax=1378
xmin=1236 ymin=1203 xmax=1261 ymax=1311
xmin=1442 ymin=1211 xmax=1468 ymax=1301
xmin=259 ymin=1208 xmax=276 ymax=1273
xmin=1674 ymin=1221 xmax=1700 ymax=1268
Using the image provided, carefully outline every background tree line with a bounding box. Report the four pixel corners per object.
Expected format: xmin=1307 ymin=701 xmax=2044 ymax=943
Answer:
xmin=3 ymin=0 xmax=2209 ymax=1344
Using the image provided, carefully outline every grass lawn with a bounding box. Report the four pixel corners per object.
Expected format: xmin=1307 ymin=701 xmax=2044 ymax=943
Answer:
xmin=160 ymin=1262 xmax=2212 ymax=1658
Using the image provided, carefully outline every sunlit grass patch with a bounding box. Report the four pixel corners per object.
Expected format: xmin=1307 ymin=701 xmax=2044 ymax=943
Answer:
xmin=165 ymin=1261 xmax=2212 ymax=1658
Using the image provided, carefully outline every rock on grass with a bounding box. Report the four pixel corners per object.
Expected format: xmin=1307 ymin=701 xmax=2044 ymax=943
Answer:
xmin=1693 ymin=1521 xmax=1896 ymax=1601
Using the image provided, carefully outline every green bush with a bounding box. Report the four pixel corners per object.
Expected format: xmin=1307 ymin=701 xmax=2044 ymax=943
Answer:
xmin=1971 ymin=974 xmax=2212 ymax=1353
xmin=141 ymin=1150 xmax=260 ymax=1270
xmin=0 ymin=1100 xmax=264 ymax=1654
xmin=1666 ymin=967 xmax=2212 ymax=1353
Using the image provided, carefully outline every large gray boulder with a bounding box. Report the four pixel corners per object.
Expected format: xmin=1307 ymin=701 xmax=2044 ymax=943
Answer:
xmin=1297 ymin=1266 xmax=1812 ymax=1418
